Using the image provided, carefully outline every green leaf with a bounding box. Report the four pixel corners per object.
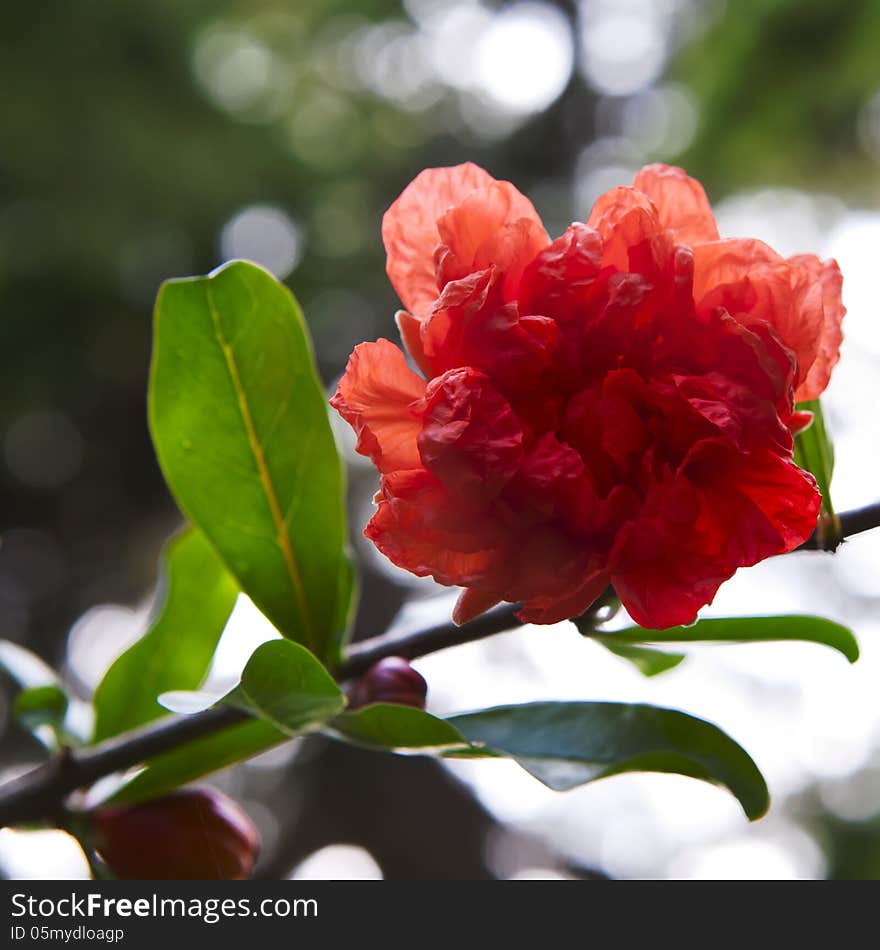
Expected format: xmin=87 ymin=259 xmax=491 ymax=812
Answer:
xmin=222 ymin=639 xmax=345 ymax=736
xmin=794 ymin=398 xmax=839 ymax=542
xmin=13 ymin=685 xmax=69 ymax=747
xmin=107 ymin=717 xmax=285 ymax=806
xmin=599 ymin=640 xmax=687 ymax=677
xmin=591 ymin=614 xmax=858 ymax=663
xmin=449 ymin=701 xmax=769 ymax=820
xmin=327 ymin=704 xmax=473 ymax=753
xmin=149 ymin=260 xmax=349 ymax=664
xmin=92 ymin=530 xmax=238 ymax=743
xmin=109 ymin=639 xmax=345 ymax=805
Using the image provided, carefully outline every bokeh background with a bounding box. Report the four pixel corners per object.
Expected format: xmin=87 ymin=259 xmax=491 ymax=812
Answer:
xmin=3 ymin=0 xmax=880 ymax=879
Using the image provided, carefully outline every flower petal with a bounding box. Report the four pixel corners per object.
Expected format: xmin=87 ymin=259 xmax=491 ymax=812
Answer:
xmin=632 ymin=163 xmax=720 ymax=245
xmin=330 ymin=339 xmax=426 ymax=473
xmin=366 ymin=469 xmax=505 ymax=586
xmin=693 ymin=239 xmax=824 ymax=398
xmin=382 ymin=163 xmax=496 ymax=315
xmin=610 ymin=443 xmax=820 ymax=628
xmin=787 ymin=254 xmax=845 ymax=400
xmin=418 ymin=367 xmax=523 ymax=502
xmin=420 ymin=268 xmax=559 ymax=389
xmin=435 ymin=181 xmax=549 ymax=299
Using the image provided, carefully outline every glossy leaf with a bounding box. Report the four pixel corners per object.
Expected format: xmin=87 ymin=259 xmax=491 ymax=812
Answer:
xmin=222 ymin=639 xmax=345 ymax=736
xmin=327 ymin=704 xmax=473 ymax=753
xmin=449 ymin=701 xmax=769 ymax=820
xmin=599 ymin=640 xmax=686 ymax=677
xmin=110 ymin=639 xmax=344 ymax=805
xmin=92 ymin=530 xmax=238 ymax=743
xmin=149 ymin=260 xmax=350 ymax=663
xmin=794 ymin=398 xmax=839 ymax=541
xmin=589 ymin=614 xmax=858 ymax=663
xmin=107 ymin=718 xmax=285 ymax=806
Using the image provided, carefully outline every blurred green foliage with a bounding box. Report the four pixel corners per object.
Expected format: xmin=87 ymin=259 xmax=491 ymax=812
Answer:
xmin=672 ymin=0 xmax=880 ymax=197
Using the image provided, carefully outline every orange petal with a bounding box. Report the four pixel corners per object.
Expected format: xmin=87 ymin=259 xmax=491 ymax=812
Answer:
xmin=436 ymin=181 xmax=549 ymax=298
xmin=586 ymin=186 xmax=667 ymax=273
xmin=787 ymin=255 xmax=845 ymax=401
xmin=382 ymin=163 xmax=496 ymax=315
xmin=693 ymin=239 xmax=824 ymax=397
xmin=330 ymin=339 xmax=426 ymax=473
xmin=394 ymin=309 xmax=434 ymax=378
xmin=632 ymin=164 xmax=719 ymax=245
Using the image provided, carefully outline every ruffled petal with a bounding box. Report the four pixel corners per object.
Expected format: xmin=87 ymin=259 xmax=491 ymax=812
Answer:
xmin=693 ymin=239 xmax=823 ymax=398
xmin=418 ymin=367 xmax=523 ymax=502
xmin=435 ymin=181 xmax=549 ymax=300
xmin=510 ymin=529 xmax=609 ymax=625
xmin=518 ymin=223 xmax=604 ymax=323
xmin=787 ymin=255 xmax=845 ymax=400
xmin=382 ymin=163 xmax=495 ymax=315
xmin=632 ymin=163 xmax=719 ymax=245
xmin=365 ymin=468 xmax=505 ymax=586
xmin=419 ymin=268 xmax=559 ymax=389
xmin=330 ymin=339 xmax=426 ymax=474
xmin=586 ymin=186 xmax=672 ymax=276
xmin=394 ymin=309 xmax=433 ymax=378
xmin=610 ymin=443 xmax=820 ymax=628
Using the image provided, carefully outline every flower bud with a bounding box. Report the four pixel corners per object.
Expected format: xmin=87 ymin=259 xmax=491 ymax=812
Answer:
xmin=91 ymin=786 xmax=259 ymax=880
xmin=347 ymin=656 xmax=427 ymax=710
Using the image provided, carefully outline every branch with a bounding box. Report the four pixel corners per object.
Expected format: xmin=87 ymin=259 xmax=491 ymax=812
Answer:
xmin=2 ymin=499 xmax=880 ymax=828
xmin=0 ymin=605 xmax=522 ymax=827
xmin=800 ymin=501 xmax=880 ymax=551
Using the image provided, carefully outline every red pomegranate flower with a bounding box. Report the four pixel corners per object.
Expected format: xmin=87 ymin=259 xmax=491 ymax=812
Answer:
xmin=331 ymin=163 xmax=845 ymax=629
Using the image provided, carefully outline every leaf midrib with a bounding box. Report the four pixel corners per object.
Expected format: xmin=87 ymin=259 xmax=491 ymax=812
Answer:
xmin=205 ymin=279 xmax=316 ymax=652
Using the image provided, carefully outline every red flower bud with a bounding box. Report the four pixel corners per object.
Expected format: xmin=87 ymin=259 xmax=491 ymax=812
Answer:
xmin=91 ymin=786 xmax=259 ymax=880
xmin=347 ymin=656 xmax=427 ymax=710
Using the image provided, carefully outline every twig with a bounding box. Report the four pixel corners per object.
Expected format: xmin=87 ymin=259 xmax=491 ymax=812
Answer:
xmin=2 ymin=500 xmax=880 ymax=828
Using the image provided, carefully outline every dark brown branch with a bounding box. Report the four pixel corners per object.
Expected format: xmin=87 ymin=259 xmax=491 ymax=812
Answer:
xmin=799 ymin=501 xmax=880 ymax=551
xmin=0 ymin=605 xmax=522 ymax=827
xmin=2 ymin=500 xmax=880 ymax=828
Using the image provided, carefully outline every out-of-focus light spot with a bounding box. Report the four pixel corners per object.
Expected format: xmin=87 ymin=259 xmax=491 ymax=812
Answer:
xmin=456 ymin=91 xmax=527 ymax=141
xmin=0 ymin=829 xmax=91 ymax=880
xmin=825 ymin=212 xmax=880 ymax=358
xmin=476 ymin=3 xmax=573 ymax=114
xmin=669 ymin=829 xmax=824 ymax=880
xmin=619 ymin=83 xmax=698 ymax=156
xmin=509 ymin=867 xmax=576 ymax=880
xmin=287 ymin=844 xmax=384 ymax=880
xmin=831 ymin=532 xmax=880 ymax=600
xmin=193 ymin=28 xmax=278 ymax=117
xmin=220 ymin=205 xmax=302 ymax=280
xmin=857 ymin=89 xmax=880 ymax=161
xmin=422 ymin=2 xmax=493 ymax=90
xmin=580 ymin=12 xmax=666 ymax=96
xmin=202 ymin=595 xmax=281 ymax=693
xmin=66 ymin=604 xmax=148 ymax=691
xmin=353 ymin=22 xmax=442 ymax=111
xmin=4 ymin=411 xmax=84 ymax=490
xmin=714 ymin=189 xmax=844 ymax=258
xmin=575 ymin=138 xmax=639 ymax=214
xmin=820 ymin=768 xmax=880 ymax=822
